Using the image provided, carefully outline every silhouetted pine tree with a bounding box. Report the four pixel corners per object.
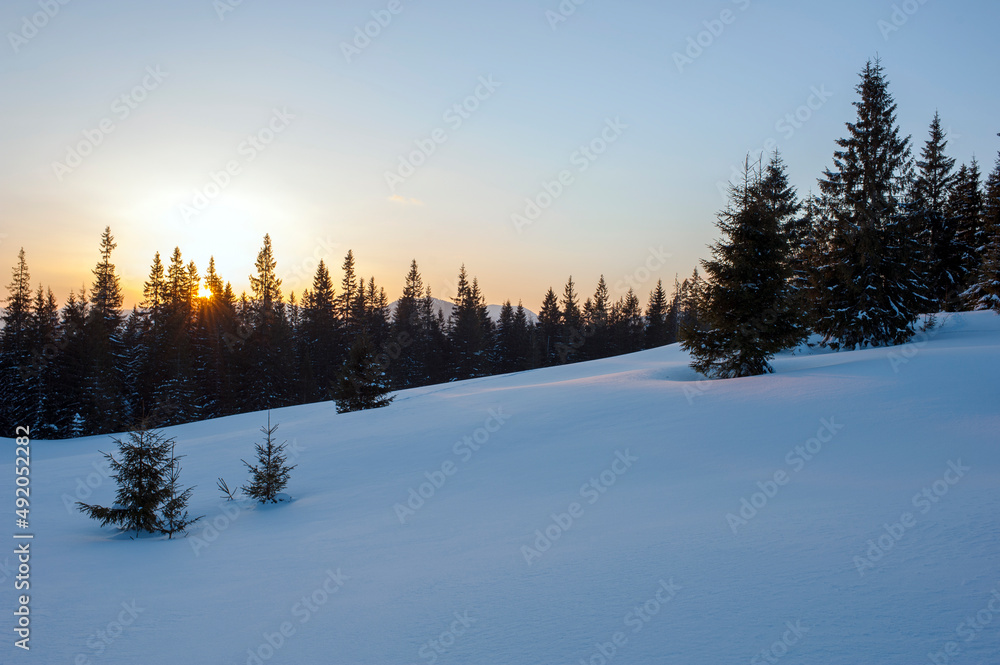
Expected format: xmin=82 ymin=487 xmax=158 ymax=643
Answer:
xmin=807 ymin=58 xmax=928 ymax=349
xmin=964 ymin=151 xmax=1000 ymax=311
xmin=554 ymin=276 xmax=584 ymax=363
xmin=25 ymin=286 xmax=58 ymax=438
xmin=535 ymin=287 xmax=561 ymax=366
xmin=418 ymin=286 xmax=450 ymax=385
xmin=680 ymin=159 xmax=801 ymax=378
xmin=644 ymin=279 xmax=670 ymax=348
xmin=337 ymin=250 xmax=359 ymax=337
xmin=448 ymin=266 xmax=490 ymax=379
xmin=242 ymin=234 xmax=293 ymax=411
xmin=299 ymin=260 xmax=338 ymax=398
xmin=610 ymin=289 xmax=644 ymax=355
xmin=85 ymin=227 xmax=127 ymax=433
xmin=333 ymin=332 xmax=395 ymax=413
xmin=390 ymin=260 xmax=424 ymax=387
xmin=1 ymin=249 xmax=33 ymax=435
xmin=47 ymin=289 xmax=90 ymax=436
xmin=913 ymin=112 xmax=963 ymax=310
xmin=949 ymin=159 xmax=986 ymax=295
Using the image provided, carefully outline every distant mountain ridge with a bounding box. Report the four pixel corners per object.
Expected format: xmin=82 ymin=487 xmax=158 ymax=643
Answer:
xmin=388 ymin=296 xmax=538 ymax=324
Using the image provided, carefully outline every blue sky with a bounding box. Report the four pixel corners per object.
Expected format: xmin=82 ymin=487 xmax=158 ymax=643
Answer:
xmin=1 ymin=0 xmax=997 ymax=310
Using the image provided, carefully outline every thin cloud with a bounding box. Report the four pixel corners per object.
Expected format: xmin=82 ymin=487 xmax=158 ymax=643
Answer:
xmin=388 ymin=195 xmax=424 ymax=206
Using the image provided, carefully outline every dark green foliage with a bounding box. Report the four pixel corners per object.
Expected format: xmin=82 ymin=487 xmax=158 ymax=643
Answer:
xmin=680 ymin=158 xmax=802 ymax=378
xmin=76 ymin=421 xmax=198 ymax=537
xmin=806 ymin=59 xmax=930 ymax=349
xmin=332 ymin=332 xmax=395 ymax=413
xmin=965 ymin=152 xmax=1000 ymax=311
xmin=241 ymin=413 xmax=296 ymax=503
xmin=644 ymin=280 xmax=671 ymax=348
xmin=913 ymin=113 xmax=964 ymax=310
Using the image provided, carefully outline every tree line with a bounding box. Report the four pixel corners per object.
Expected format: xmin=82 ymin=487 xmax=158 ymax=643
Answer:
xmin=0 ymin=230 xmax=697 ymax=438
xmin=2 ymin=58 xmax=998 ymax=437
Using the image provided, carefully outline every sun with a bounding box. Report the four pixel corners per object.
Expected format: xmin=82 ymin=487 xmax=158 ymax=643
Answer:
xmin=198 ymin=283 xmax=213 ymax=299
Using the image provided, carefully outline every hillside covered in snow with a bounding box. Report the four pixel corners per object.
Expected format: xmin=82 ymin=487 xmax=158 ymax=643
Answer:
xmin=2 ymin=312 xmax=998 ymax=664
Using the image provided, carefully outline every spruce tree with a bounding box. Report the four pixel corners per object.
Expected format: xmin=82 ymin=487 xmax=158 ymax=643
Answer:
xmin=301 ymin=260 xmax=340 ymax=397
xmin=680 ymin=159 xmax=801 ymax=378
xmin=332 ymin=332 xmax=395 ymax=413
xmin=86 ymin=227 xmax=127 ymax=433
xmin=338 ymin=250 xmax=359 ymax=335
xmin=949 ymin=159 xmax=985 ymax=294
xmin=964 ymin=151 xmax=1000 ymax=311
xmin=913 ymin=112 xmax=962 ymax=310
xmin=448 ymin=266 xmax=489 ymax=378
xmin=644 ymin=279 xmax=671 ymax=348
xmin=536 ymin=287 xmax=561 ymax=366
xmin=76 ymin=421 xmax=177 ymax=537
xmin=1 ymin=249 xmax=34 ymax=435
xmin=807 ymin=58 xmax=929 ymax=349
xmin=390 ymin=260 xmax=425 ymax=387
xmin=241 ymin=413 xmax=296 ymax=503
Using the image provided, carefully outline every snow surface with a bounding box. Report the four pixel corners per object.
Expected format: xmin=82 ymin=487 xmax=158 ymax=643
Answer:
xmin=2 ymin=312 xmax=999 ymax=664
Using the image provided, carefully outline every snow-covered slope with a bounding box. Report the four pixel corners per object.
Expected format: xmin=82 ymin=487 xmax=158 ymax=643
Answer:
xmin=388 ymin=296 xmax=539 ymax=324
xmin=3 ymin=313 xmax=999 ymax=664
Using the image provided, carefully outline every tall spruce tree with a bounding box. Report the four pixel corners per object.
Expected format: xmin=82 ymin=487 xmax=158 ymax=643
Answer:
xmin=644 ymin=279 xmax=671 ymax=348
xmin=301 ymin=259 xmax=340 ymax=398
xmin=1 ymin=249 xmax=33 ymax=435
xmin=949 ymin=159 xmax=986 ymax=294
xmin=913 ymin=112 xmax=963 ymax=310
xmin=332 ymin=332 xmax=395 ymax=413
xmin=536 ymin=287 xmax=561 ymax=366
xmin=391 ymin=260 xmax=425 ymax=388
xmin=86 ymin=227 xmax=127 ymax=433
xmin=964 ymin=150 xmax=1000 ymax=311
xmin=807 ymin=58 xmax=928 ymax=349
xmin=680 ymin=159 xmax=801 ymax=378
